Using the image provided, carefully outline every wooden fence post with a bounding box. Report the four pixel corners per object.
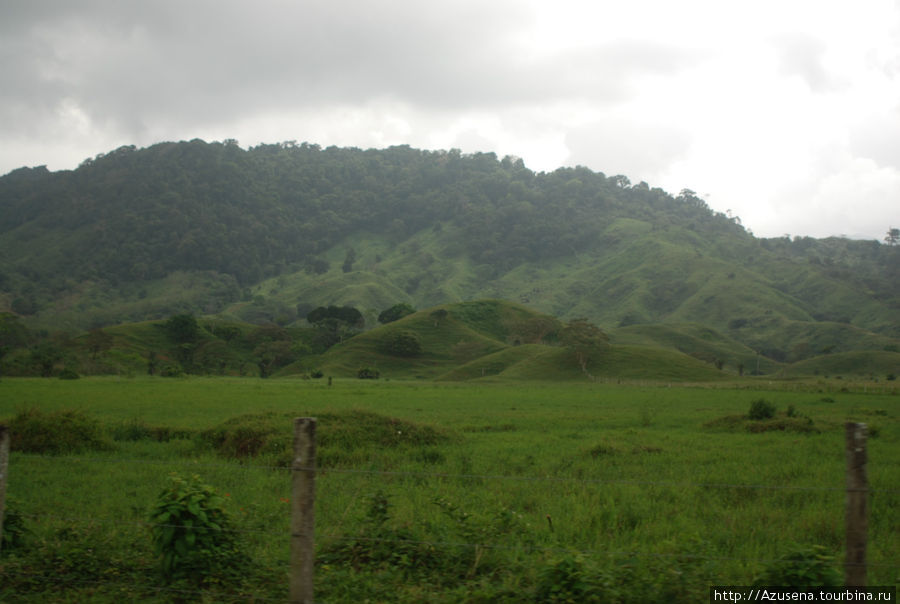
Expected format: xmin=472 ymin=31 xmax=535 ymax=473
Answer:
xmin=845 ymin=422 xmax=867 ymax=587
xmin=290 ymin=418 xmax=317 ymax=604
xmin=0 ymin=425 xmax=9 ymax=556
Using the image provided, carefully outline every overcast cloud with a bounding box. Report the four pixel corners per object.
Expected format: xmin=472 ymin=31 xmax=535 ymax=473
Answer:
xmin=2 ymin=0 xmax=899 ymax=240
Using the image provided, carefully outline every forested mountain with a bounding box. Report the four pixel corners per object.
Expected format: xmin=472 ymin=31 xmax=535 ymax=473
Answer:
xmin=1 ymin=139 xmax=897 ymax=368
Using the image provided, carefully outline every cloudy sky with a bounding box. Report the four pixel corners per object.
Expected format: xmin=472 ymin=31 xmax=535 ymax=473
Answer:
xmin=3 ymin=0 xmax=899 ymax=240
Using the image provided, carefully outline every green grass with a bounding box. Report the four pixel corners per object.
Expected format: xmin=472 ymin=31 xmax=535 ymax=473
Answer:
xmin=1 ymin=377 xmax=898 ymax=601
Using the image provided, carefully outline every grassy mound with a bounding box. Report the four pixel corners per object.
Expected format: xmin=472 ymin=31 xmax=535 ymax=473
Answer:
xmin=704 ymin=413 xmax=819 ymax=434
xmin=201 ymin=409 xmax=455 ymax=466
xmin=7 ymin=408 xmax=115 ymax=454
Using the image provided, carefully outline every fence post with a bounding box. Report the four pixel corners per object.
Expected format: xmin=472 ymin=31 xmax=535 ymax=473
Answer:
xmin=845 ymin=422 xmax=867 ymax=587
xmin=290 ymin=418 xmax=317 ymax=604
xmin=0 ymin=425 xmax=9 ymax=556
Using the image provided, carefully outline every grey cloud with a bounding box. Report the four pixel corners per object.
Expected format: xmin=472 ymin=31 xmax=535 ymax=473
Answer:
xmin=564 ymin=119 xmax=692 ymax=183
xmin=849 ymin=115 xmax=900 ymax=170
xmin=770 ymin=33 xmax=841 ymax=92
xmin=0 ymin=0 xmax=699 ymax=143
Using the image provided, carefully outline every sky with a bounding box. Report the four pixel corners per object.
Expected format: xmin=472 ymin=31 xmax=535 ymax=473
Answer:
xmin=2 ymin=0 xmax=899 ymax=241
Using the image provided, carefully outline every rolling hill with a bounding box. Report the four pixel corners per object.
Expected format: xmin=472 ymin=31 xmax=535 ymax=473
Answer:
xmin=0 ymin=139 xmax=898 ymax=378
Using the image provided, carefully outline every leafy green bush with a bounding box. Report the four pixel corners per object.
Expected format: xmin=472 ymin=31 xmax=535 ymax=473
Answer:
xmin=357 ymin=367 xmax=380 ymax=379
xmin=535 ymin=555 xmax=609 ymax=602
xmin=748 ymin=398 xmax=776 ymax=420
xmin=8 ymin=408 xmax=114 ymax=454
xmin=149 ymin=473 xmax=246 ymax=585
xmin=753 ymin=545 xmax=842 ymax=587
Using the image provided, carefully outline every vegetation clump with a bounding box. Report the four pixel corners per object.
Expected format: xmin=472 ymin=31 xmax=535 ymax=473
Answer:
xmin=201 ymin=410 xmax=453 ymax=466
xmin=377 ymin=330 xmax=423 ymax=357
xmin=0 ymin=498 xmax=29 ymax=552
xmin=150 ymin=473 xmax=247 ymax=586
xmin=753 ymin=545 xmax=842 ymax=587
xmin=378 ymin=302 xmax=416 ymax=324
xmin=7 ymin=408 xmax=114 ymax=454
xmin=748 ymin=398 xmax=776 ymax=420
xmin=357 ymin=367 xmax=380 ymax=379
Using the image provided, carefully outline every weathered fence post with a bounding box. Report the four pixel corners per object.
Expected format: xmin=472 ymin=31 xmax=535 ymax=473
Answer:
xmin=845 ymin=422 xmax=868 ymax=587
xmin=0 ymin=425 xmax=9 ymax=556
xmin=290 ymin=417 xmax=317 ymax=604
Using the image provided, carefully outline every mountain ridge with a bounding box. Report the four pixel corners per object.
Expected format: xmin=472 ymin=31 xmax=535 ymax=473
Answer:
xmin=1 ymin=139 xmax=897 ymax=370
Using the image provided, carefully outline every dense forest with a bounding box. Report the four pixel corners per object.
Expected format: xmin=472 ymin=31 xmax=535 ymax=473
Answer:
xmin=0 ymin=139 xmax=897 ymax=372
xmin=0 ymin=139 xmax=751 ymax=295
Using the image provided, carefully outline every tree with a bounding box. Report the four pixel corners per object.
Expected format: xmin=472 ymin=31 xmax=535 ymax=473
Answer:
xmin=508 ymin=316 xmax=561 ymax=344
xmin=885 ymin=227 xmax=899 ymax=246
xmin=0 ymin=313 xmax=30 ymax=378
xmin=378 ymin=330 xmax=422 ymax=357
xmin=85 ymin=328 xmax=113 ymax=359
xmin=307 ymin=306 xmax=364 ymax=328
xmin=378 ymin=303 xmax=416 ymax=324
xmin=163 ymin=314 xmax=200 ymax=344
xmin=30 ymin=342 xmax=63 ymax=377
xmin=429 ymin=308 xmax=449 ymax=326
xmin=342 ymin=247 xmax=356 ymax=273
xmin=559 ymin=318 xmax=609 ymax=377
xmin=254 ymin=340 xmax=295 ymax=378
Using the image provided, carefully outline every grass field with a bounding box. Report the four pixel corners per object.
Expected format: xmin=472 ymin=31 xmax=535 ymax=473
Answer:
xmin=1 ymin=376 xmax=898 ymax=602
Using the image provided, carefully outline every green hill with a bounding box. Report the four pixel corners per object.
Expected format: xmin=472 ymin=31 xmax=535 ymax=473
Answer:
xmin=783 ymin=351 xmax=900 ymax=380
xmin=290 ymin=300 xmax=728 ymax=382
xmin=1 ymin=140 xmax=898 ymax=377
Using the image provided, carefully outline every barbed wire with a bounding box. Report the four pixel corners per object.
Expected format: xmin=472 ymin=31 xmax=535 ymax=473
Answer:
xmin=14 ymin=511 xmax=900 ymax=570
xmin=12 ymin=451 xmax=899 ymax=493
xmin=2 ymin=571 xmax=292 ymax=603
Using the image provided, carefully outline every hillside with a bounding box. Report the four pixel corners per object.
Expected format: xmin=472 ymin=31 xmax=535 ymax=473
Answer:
xmin=1 ymin=139 xmax=898 ymax=372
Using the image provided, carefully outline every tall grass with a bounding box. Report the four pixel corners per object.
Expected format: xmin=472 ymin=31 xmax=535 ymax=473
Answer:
xmin=1 ymin=377 xmax=897 ymax=601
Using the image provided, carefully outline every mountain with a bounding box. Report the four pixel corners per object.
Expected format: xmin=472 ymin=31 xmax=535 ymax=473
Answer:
xmin=1 ymin=139 xmax=898 ymax=373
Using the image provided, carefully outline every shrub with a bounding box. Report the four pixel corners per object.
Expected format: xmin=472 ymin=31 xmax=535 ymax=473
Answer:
xmin=378 ymin=330 xmax=423 ymax=357
xmin=358 ymin=367 xmax=380 ymax=379
xmin=58 ymin=368 xmax=80 ymax=380
xmin=318 ymin=491 xmax=440 ymax=574
xmin=8 ymin=408 xmax=114 ymax=454
xmin=149 ymin=473 xmax=246 ymax=585
xmin=536 ymin=555 xmax=606 ymax=602
xmin=748 ymin=399 xmax=776 ymax=420
xmin=1 ymin=497 xmax=29 ymax=552
xmin=753 ymin=545 xmax=842 ymax=587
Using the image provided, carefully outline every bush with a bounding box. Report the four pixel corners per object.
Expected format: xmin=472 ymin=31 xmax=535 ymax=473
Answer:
xmin=378 ymin=330 xmax=423 ymax=357
xmin=748 ymin=399 xmax=776 ymax=420
xmin=536 ymin=555 xmax=605 ymax=602
xmin=1 ymin=497 xmax=29 ymax=552
xmin=149 ymin=473 xmax=246 ymax=585
xmin=202 ymin=410 xmax=453 ymax=467
xmin=753 ymin=545 xmax=842 ymax=587
xmin=58 ymin=368 xmax=80 ymax=380
xmin=8 ymin=408 xmax=114 ymax=454
xmin=358 ymin=367 xmax=380 ymax=379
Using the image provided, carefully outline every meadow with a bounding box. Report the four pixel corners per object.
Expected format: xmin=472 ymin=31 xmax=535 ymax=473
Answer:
xmin=1 ymin=376 xmax=897 ymax=602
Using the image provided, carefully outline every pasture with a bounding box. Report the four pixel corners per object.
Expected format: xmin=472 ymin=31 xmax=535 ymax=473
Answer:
xmin=1 ymin=376 xmax=897 ymax=602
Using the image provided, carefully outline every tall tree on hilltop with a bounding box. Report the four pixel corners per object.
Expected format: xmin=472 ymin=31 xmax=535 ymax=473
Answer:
xmin=560 ymin=318 xmax=609 ymax=379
